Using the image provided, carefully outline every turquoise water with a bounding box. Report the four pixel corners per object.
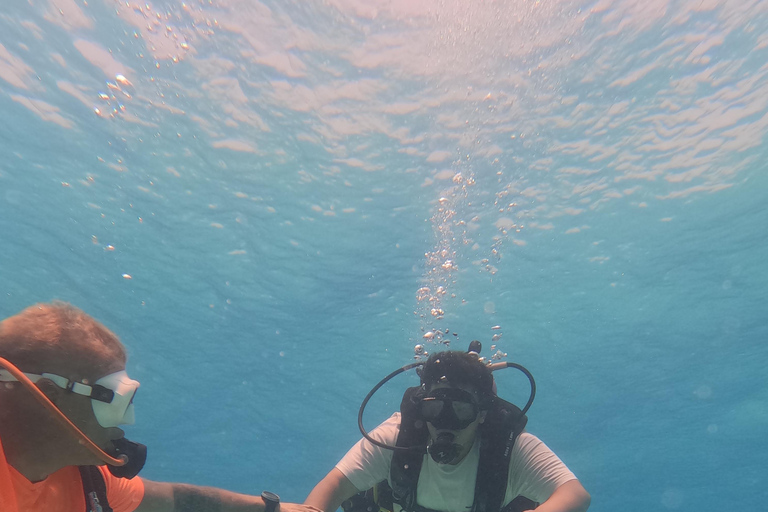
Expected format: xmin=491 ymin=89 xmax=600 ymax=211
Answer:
xmin=1 ymin=0 xmax=767 ymax=510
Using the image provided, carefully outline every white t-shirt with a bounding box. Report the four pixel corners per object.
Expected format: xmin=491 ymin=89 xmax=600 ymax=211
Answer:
xmin=336 ymin=413 xmax=576 ymax=512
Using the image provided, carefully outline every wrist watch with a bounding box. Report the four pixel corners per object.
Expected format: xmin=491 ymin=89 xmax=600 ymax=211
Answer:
xmin=261 ymin=491 xmax=280 ymax=512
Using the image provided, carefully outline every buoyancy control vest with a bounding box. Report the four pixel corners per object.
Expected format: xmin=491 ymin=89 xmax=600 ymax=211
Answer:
xmin=343 ymin=386 xmax=538 ymax=512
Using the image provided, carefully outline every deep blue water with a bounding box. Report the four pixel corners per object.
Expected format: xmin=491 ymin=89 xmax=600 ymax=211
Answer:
xmin=1 ymin=1 xmax=767 ymax=510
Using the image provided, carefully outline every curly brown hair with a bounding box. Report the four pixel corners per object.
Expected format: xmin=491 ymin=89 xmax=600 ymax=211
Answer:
xmin=420 ymin=350 xmax=494 ymax=404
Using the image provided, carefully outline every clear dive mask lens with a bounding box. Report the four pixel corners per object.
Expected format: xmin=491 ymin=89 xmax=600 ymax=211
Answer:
xmin=420 ymin=388 xmax=480 ymax=430
xmin=91 ymin=370 xmax=140 ymax=428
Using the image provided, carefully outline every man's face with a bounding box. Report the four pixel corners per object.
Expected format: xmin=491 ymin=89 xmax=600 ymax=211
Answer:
xmin=423 ymin=382 xmax=486 ymax=463
xmin=51 ymin=360 xmax=132 ymax=463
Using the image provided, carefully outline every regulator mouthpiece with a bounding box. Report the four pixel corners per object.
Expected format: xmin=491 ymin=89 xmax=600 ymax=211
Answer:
xmin=107 ymin=438 xmax=147 ymax=479
xmin=428 ymin=432 xmax=460 ymax=464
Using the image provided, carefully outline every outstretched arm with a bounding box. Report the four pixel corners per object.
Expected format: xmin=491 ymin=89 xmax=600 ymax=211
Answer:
xmin=528 ymin=480 xmax=590 ymax=512
xmin=136 ymin=479 xmax=323 ymax=512
xmin=304 ymin=468 xmax=361 ymax=512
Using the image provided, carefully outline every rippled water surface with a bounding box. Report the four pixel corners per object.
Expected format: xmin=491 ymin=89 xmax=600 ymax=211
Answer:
xmin=1 ymin=1 xmax=767 ymax=510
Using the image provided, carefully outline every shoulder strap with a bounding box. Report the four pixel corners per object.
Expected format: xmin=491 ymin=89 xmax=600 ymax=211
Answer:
xmin=79 ymin=466 xmax=113 ymax=512
xmin=500 ymin=496 xmax=538 ymax=512
xmin=472 ymin=398 xmax=528 ymax=512
xmin=389 ymin=386 xmax=429 ymax=512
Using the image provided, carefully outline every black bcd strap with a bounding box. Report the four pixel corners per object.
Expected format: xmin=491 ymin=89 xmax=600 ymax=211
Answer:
xmin=500 ymin=496 xmax=539 ymax=512
xmin=472 ymin=396 xmax=528 ymax=512
xmin=389 ymin=386 xmax=429 ymax=511
xmin=79 ymin=466 xmax=113 ymax=512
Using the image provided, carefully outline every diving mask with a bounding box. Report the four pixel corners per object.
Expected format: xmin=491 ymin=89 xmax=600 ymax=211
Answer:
xmin=420 ymin=387 xmax=480 ymax=431
xmin=0 ymin=369 xmax=139 ymax=428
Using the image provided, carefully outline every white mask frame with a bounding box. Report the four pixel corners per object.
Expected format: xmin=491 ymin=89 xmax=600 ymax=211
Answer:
xmin=0 ymin=369 xmax=139 ymax=428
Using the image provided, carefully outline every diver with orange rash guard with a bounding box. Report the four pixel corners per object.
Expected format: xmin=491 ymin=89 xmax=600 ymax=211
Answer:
xmin=0 ymin=302 xmax=324 ymax=512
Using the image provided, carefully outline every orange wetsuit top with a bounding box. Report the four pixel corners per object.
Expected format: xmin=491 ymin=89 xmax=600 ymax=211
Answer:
xmin=0 ymin=434 xmax=145 ymax=512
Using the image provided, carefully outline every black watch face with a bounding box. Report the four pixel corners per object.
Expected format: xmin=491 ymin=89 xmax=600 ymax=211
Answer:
xmin=262 ymin=491 xmax=280 ymax=503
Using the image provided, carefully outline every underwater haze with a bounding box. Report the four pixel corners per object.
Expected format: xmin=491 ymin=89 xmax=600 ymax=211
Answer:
xmin=1 ymin=0 xmax=767 ymax=510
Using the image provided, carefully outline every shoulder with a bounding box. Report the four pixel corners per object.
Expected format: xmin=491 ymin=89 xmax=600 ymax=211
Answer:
xmin=337 ymin=413 xmax=400 ymax=468
xmin=509 ymin=432 xmax=576 ymax=482
xmin=513 ymin=432 xmax=552 ymax=456
xmin=335 ymin=413 xmax=399 ymax=491
xmin=96 ymin=467 xmax=145 ymax=512
xmin=504 ymin=433 xmax=577 ymax=503
xmin=365 ymin=412 xmax=401 ymax=444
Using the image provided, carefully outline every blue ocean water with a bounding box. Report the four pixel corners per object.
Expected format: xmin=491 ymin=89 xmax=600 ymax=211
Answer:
xmin=1 ymin=0 xmax=767 ymax=510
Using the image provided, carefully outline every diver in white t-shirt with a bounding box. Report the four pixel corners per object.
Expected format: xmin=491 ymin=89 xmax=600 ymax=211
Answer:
xmin=305 ymin=346 xmax=590 ymax=512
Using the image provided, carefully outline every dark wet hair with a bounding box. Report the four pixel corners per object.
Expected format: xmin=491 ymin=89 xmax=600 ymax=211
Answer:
xmin=420 ymin=350 xmax=494 ymax=404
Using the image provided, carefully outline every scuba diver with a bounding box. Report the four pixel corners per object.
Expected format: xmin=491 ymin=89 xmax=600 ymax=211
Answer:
xmin=304 ymin=344 xmax=590 ymax=512
xmin=0 ymin=302 xmax=322 ymax=512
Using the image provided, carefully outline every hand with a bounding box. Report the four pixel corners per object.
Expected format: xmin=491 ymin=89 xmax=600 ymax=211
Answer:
xmin=280 ymin=503 xmax=324 ymax=512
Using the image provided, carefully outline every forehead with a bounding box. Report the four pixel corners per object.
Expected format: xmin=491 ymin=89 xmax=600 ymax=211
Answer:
xmin=59 ymin=351 xmax=127 ymax=383
xmin=75 ymin=337 xmax=128 ymax=381
xmin=96 ymin=359 xmax=127 ymax=380
xmin=428 ymin=381 xmax=479 ymax=397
